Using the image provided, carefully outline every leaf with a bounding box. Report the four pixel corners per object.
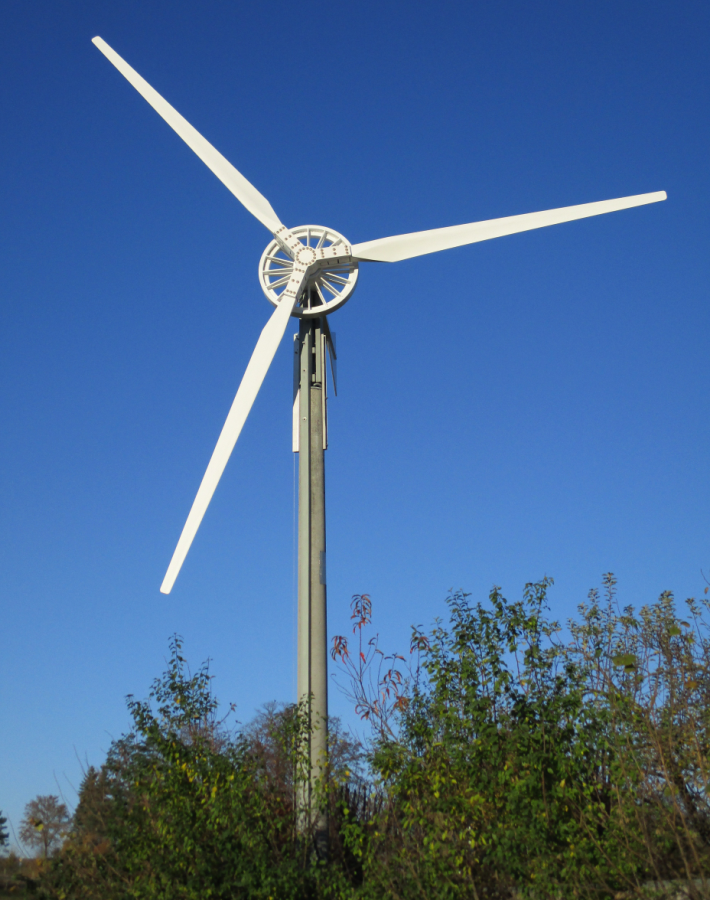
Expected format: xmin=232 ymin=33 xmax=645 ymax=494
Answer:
xmin=669 ymin=626 xmax=681 ymax=636
xmin=612 ymin=654 xmax=637 ymax=668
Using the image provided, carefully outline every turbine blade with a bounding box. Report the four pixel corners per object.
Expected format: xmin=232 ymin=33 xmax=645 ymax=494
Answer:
xmin=160 ymin=294 xmax=297 ymax=594
xmin=351 ymin=191 xmax=667 ymax=262
xmin=92 ymin=37 xmax=283 ymax=234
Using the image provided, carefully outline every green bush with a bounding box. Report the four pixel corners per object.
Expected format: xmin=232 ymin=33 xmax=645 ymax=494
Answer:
xmin=340 ymin=577 xmax=710 ymax=899
xmin=41 ymin=637 xmax=346 ymax=900
xmin=37 ymin=577 xmax=710 ymax=899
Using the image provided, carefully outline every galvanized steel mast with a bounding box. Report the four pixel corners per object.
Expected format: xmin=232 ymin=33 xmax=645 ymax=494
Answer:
xmin=296 ymin=315 xmax=329 ymax=855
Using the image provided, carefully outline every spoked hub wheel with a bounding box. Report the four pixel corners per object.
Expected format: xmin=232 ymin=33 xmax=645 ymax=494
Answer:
xmin=259 ymin=225 xmax=358 ymax=317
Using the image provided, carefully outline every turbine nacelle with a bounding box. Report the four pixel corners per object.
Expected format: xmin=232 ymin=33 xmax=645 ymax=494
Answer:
xmin=260 ymin=226 xmax=358 ymax=317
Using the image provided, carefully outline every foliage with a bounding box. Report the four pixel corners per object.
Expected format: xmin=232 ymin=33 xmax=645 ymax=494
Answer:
xmin=19 ymin=796 xmax=70 ymax=859
xmin=333 ymin=577 xmax=710 ymax=899
xmin=0 ymin=810 xmax=8 ymax=848
xmin=331 ymin=594 xmax=411 ymax=741
xmin=33 ymin=577 xmax=710 ymax=899
xmin=39 ymin=636 xmax=348 ymax=900
xmin=242 ymin=701 xmax=365 ymax=796
xmin=335 ymin=580 xmax=601 ymax=898
xmin=0 ymin=853 xmax=46 ymax=899
xmin=566 ymin=575 xmax=710 ymax=897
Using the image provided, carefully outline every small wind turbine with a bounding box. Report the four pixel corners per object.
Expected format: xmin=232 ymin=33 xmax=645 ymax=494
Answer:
xmin=92 ymin=36 xmax=666 ymax=842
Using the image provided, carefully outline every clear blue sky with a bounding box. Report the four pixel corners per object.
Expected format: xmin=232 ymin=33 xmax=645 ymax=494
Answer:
xmin=1 ymin=0 xmax=708 ymax=845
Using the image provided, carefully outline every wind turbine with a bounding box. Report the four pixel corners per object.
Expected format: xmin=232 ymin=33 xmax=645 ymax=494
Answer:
xmin=92 ymin=36 xmax=666 ymax=844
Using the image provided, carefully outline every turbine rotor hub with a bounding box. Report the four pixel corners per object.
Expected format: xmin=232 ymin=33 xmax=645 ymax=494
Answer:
xmin=259 ymin=225 xmax=359 ymax=317
xmin=295 ymin=245 xmax=317 ymax=266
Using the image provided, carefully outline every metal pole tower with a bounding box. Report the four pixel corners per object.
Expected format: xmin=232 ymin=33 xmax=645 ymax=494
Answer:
xmin=295 ymin=314 xmax=329 ymax=855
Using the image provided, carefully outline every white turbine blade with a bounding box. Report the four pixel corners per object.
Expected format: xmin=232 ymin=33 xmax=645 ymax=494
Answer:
xmin=92 ymin=37 xmax=283 ymax=234
xmin=351 ymin=191 xmax=667 ymax=262
xmin=160 ymin=293 xmax=298 ymax=594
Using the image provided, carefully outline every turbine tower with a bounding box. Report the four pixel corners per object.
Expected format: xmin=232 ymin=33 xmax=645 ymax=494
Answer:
xmin=92 ymin=36 xmax=666 ymax=849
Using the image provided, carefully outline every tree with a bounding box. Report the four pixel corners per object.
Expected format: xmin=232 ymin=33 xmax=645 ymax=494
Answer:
xmin=19 ymin=795 xmax=70 ymax=858
xmin=0 ymin=809 xmax=8 ymax=847
xmin=41 ymin=636 xmax=353 ymax=900
xmin=332 ymin=577 xmax=710 ymax=899
xmin=243 ymin=700 xmax=366 ymax=794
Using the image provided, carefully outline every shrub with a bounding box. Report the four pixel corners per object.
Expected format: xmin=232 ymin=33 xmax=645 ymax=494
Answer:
xmin=334 ymin=577 xmax=710 ymax=899
xmin=38 ymin=577 xmax=710 ymax=899
xmin=41 ymin=637 xmax=346 ymax=900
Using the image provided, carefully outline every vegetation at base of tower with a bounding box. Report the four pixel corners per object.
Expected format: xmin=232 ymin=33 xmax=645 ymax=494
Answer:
xmin=337 ymin=577 xmax=710 ymax=899
xmin=19 ymin=576 xmax=710 ymax=899
xmin=29 ymin=636 xmax=352 ymax=900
